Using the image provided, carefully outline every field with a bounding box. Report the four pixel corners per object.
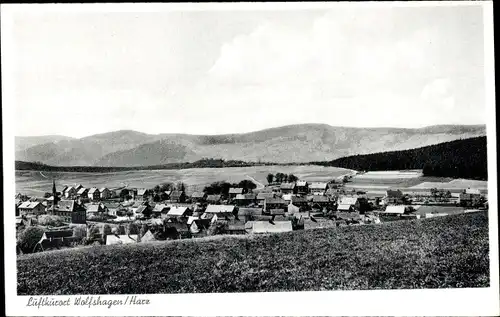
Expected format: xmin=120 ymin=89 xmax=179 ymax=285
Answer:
xmin=17 ymin=211 xmax=489 ymax=295
xmin=15 ymin=165 xmax=353 ymax=197
xmin=346 ymin=170 xmax=488 ymax=194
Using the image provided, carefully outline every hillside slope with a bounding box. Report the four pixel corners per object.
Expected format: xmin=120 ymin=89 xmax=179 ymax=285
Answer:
xmin=17 ymin=212 xmax=489 ymax=295
xmin=15 ymin=124 xmax=486 ymax=166
xmin=314 ymin=136 xmax=487 ymax=180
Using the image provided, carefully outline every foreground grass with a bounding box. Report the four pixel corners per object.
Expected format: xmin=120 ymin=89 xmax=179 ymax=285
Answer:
xmin=17 ymin=212 xmax=490 ymax=295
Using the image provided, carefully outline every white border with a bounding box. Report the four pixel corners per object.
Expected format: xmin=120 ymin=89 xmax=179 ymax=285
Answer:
xmin=2 ymin=2 xmax=499 ymax=316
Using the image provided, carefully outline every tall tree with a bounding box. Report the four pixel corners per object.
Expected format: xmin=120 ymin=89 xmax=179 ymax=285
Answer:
xmin=266 ymin=173 xmax=274 ymax=184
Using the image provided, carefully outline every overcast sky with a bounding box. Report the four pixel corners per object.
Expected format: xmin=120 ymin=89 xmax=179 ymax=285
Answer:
xmin=11 ymin=4 xmax=486 ymax=138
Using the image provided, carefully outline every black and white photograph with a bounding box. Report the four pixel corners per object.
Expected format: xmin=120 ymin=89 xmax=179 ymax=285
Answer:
xmin=2 ymin=2 xmax=499 ymax=316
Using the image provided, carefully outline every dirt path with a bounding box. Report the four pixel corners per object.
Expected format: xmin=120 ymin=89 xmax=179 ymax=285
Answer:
xmin=246 ymin=175 xmax=265 ymax=190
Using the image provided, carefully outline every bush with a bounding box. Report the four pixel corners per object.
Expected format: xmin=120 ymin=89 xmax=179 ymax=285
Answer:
xmin=37 ymin=215 xmax=65 ymax=227
xmin=17 ymin=226 xmax=45 ymax=253
xmin=72 ymin=225 xmax=87 ymax=241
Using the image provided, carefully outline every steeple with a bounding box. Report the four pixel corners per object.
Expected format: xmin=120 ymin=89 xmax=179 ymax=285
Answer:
xmin=52 ymin=179 xmax=57 ymax=212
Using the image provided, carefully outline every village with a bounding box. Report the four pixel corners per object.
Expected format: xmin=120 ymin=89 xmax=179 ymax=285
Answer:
xmin=15 ymin=171 xmax=488 ymax=254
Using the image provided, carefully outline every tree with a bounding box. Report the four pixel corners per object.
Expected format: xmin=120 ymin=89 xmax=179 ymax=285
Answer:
xmin=177 ymin=182 xmax=186 ymax=192
xmin=37 ymin=215 xmax=65 ymax=227
xmin=127 ymin=222 xmax=139 ymax=235
xmin=160 ymin=182 xmax=174 ymax=192
xmin=153 ymin=185 xmax=161 ymax=193
xmin=275 ymin=173 xmax=285 ymax=183
xmin=17 ymin=226 xmax=45 ymax=253
xmin=119 ymin=189 xmax=130 ymax=200
xmin=237 ymin=179 xmax=257 ymax=193
xmin=43 ymin=192 xmax=52 ymax=198
xmin=287 ymin=174 xmax=298 ymax=183
xmin=103 ymin=224 xmax=112 ymax=237
xmin=266 ymin=173 xmax=274 ymax=184
xmin=126 ymin=210 xmax=134 ymax=220
xmin=72 ymin=225 xmax=87 ymax=241
xmin=117 ymin=225 xmax=126 ymax=235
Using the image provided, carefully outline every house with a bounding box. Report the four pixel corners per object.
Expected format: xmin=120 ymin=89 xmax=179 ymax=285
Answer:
xmin=165 ymin=206 xmax=192 ymax=219
xmin=205 ymin=204 xmax=236 ymax=214
xmin=152 ymin=203 xmax=170 ymax=217
xmin=106 ymin=234 xmax=139 ymax=245
xmin=189 ymin=219 xmax=211 ymax=234
xmin=50 ymin=200 xmax=86 ymax=224
xmin=228 ymin=188 xmax=244 ymax=199
xmin=164 ymin=222 xmax=191 ymax=239
xmin=87 ymin=187 xmax=100 ymax=201
xmin=99 ymin=188 xmax=111 ymax=200
xmin=63 ymin=186 xmax=77 ymax=199
xmin=206 ymin=194 xmax=222 ymax=204
xmin=238 ymin=207 xmax=263 ymax=221
xmin=18 ymin=201 xmax=45 ymax=216
xmin=170 ymin=190 xmax=186 ymax=203
xmin=141 ymin=230 xmax=157 ymax=243
xmin=383 ymin=205 xmax=409 ymax=215
xmin=290 ymin=196 xmax=309 ymax=209
xmin=312 ymin=195 xmax=333 ymax=209
xmin=225 ymin=220 xmax=247 ymax=235
xmin=252 ymin=221 xmax=293 ymax=234
xmin=136 ymin=188 xmax=150 ymax=201
xmin=383 ymin=189 xmax=405 ymax=205
xmin=263 ymin=197 xmax=287 ymax=213
xmin=338 ymin=196 xmax=361 ymax=211
xmin=459 ymin=188 xmax=482 ymax=207
xmin=325 ymin=188 xmax=339 ymax=198
xmin=308 ymin=182 xmax=327 ymax=195
xmin=135 ymin=204 xmax=153 ymax=218
xmin=102 ymin=202 xmax=125 ymax=216
xmin=256 ymin=192 xmax=276 ymax=206
xmin=191 ymin=192 xmax=207 ymax=203
xmin=85 ymin=203 xmax=107 ymax=217
xmin=235 ymin=193 xmax=257 ymax=206
xmin=76 ymin=187 xmax=89 ymax=198
xmin=280 ymin=182 xmax=297 ymax=195
xmin=336 ymin=212 xmax=362 ymax=222
xmin=74 ymin=184 xmax=84 ymax=192
xmin=337 ymin=204 xmax=354 ymax=212
xmin=34 ymin=229 xmax=75 ymax=252
xmin=296 ymin=181 xmax=309 ymax=195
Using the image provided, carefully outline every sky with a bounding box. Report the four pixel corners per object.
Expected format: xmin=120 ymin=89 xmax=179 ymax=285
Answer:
xmin=10 ymin=4 xmax=487 ymax=138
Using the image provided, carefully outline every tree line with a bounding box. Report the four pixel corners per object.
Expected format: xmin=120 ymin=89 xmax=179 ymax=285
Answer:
xmin=266 ymin=173 xmax=299 ymax=184
xmin=311 ymin=137 xmax=487 ymax=180
xmin=15 ymin=158 xmax=284 ymax=173
xmin=203 ymin=180 xmax=257 ymax=195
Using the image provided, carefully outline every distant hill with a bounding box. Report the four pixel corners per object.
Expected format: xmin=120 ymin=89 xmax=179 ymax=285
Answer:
xmin=15 ymin=135 xmax=75 ymax=152
xmin=15 ymin=124 xmax=486 ymax=167
xmin=313 ymin=136 xmax=488 ymax=180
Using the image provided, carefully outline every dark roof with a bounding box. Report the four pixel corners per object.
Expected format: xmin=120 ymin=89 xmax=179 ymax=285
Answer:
xmin=238 ymin=207 xmax=263 ymax=216
xmin=291 ymin=196 xmax=308 ymax=204
xmin=264 ymin=197 xmax=286 ymax=205
xmin=192 ymin=219 xmax=211 ymax=229
xmin=44 ymin=230 xmax=74 ymax=239
xmin=165 ymin=222 xmax=190 ymax=232
xmin=54 ymin=200 xmax=80 ymax=212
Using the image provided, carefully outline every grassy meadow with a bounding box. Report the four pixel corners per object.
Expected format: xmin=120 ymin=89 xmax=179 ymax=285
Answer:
xmin=17 ymin=211 xmax=489 ymax=295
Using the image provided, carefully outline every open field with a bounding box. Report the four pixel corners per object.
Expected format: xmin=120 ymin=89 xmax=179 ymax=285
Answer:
xmin=15 ymin=165 xmax=353 ymax=197
xmin=17 ymin=211 xmax=489 ymax=295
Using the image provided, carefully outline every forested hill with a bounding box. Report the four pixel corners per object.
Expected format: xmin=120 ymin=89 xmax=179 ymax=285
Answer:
xmin=311 ymin=137 xmax=488 ymax=180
